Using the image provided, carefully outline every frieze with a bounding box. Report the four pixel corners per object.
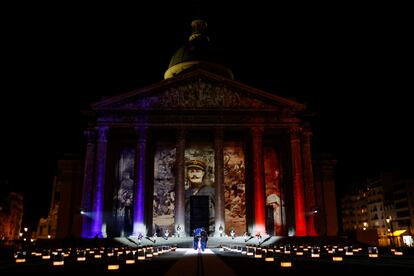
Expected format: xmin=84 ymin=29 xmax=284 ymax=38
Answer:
xmin=96 ymin=109 xmax=294 ymax=124
xmin=96 ymin=114 xmax=296 ymax=128
xmin=112 ymin=80 xmax=278 ymax=110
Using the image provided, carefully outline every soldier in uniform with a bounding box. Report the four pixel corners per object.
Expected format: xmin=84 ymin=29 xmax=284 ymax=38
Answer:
xmin=185 ymin=160 xmax=215 ymax=233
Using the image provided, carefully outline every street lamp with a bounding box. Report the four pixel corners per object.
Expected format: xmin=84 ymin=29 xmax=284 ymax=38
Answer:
xmin=385 ymin=216 xmax=394 ymax=247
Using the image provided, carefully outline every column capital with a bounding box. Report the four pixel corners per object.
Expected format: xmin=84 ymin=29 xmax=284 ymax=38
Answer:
xmin=289 ymin=126 xmax=302 ymax=135
xmin=176 ymin=128 xmax=186 ymax=139
xmin=302 ymin=130 xmax=313 ymax=137
xmin=289 ymin=127 xmax=303 ymax=140
xmin=302 ymin=130 xmax=313 ymax=143
xmin=83 ymin=129 xmax=96 ymax=144
xmin=214 ymin=127 xmax=224 ymax=138
xmin=251 ymin=127 xmax=264 ymax=138
xmin=135 ymin=127 xmax=148 ymax=142
xmin=96 ymin=126 xmax=109 ymax=142
xmin=134 ymin=126 xmax=148 ymax=132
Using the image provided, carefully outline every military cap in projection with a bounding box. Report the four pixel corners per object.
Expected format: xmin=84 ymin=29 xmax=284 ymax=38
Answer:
xmin=186 ymin=159 xmax=206 ymax=171
xmin=266 ymin=194 xmax=281 ymax=205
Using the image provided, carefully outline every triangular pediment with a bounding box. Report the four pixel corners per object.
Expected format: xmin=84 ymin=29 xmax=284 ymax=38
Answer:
xmin=92 ymin=69 xmax=305 ymax=112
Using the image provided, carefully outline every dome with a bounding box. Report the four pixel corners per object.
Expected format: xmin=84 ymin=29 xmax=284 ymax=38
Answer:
xmin=164 ymin=19 xmax=234 ymax=80
xmin=168 ymin=38 xmax=211 ymax=69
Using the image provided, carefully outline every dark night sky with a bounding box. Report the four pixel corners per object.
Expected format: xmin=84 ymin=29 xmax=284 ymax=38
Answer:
xmin=0 ymin=2 xmax=412 ymax=229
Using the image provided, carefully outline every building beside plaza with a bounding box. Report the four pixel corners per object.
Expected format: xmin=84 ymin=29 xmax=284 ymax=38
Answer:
xmin=0 ymin=192 xmax=24 ymax=241
xmin=36 ymin=155 xmax=84 ymax=239
xmin=341 ymin=172 xmax=414 ymax=246
xmin=70 ymin=19 xmax=338 ymax=238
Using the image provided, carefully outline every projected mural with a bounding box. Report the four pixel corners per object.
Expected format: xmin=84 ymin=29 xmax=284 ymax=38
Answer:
xmin=224 ymin=142 xmax=246 ymax=235
xmin=153 ymin=144 xmax=176 ymax=235
xmin=115 ymin=148 xmax=135 ymax=236
xmin=184 ymin=143 xmax=215 ymax=234
xmin=264 ymin=147 xmax=285 ymax=235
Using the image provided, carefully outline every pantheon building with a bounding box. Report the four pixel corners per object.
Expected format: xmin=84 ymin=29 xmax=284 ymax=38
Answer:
xmin=78 ymin=20 xmax=337 ymax=239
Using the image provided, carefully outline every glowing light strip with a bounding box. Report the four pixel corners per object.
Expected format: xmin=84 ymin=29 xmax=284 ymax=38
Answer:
xmin=108 ymin=265 xmax=119 ymax=270
xmin=91 ymin=126 xmax=108 ymax=238
xmin=252 ymin=129 xmax=266 ymax=234
xmin=291 ymin=134 xmax=307 ymax=236
xmin=280 ymin=262 xmax=292 ymax=267
xmin=133 ymin=129 xmax=146 ymax=236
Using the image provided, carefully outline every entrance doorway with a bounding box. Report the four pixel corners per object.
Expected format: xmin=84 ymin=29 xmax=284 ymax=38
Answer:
xmin=266 ymin=205 xmax=275 ymax=236
xmin=190 ymin=196 xmax=209 ymax=235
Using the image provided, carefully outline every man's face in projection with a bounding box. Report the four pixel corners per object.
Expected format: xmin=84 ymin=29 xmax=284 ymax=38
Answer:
xmin=187 ymin=168 xmax=205 ymax=184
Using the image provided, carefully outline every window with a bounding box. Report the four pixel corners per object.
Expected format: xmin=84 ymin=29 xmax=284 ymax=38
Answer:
xmin=395 ymin=201 xmax=408 ymax=209
xmin=394 ymin=192 xmax=406 ymax=200
xmin=397 ymin=210 xmax=410 ymax=217
xmin=397 ymin=220 xmax=410 ymax=227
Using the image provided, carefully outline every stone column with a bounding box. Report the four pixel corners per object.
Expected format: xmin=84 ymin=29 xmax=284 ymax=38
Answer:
xmin=252 ymin=127 xmax=266 ymax=235
xmin=81 ymin=130 xmax=95 ymax=238
xmin=313 ymin=155 xmax=338 ymax=236
xmin=214 ymin=128 xmax=225 ymax=236
xmin=174 ymin=128 xmax=186 ymax=236
xmin=132 ymin=127 xmax=148 ymax=236
xmin=290 ymin=127 xmax=307 ymax=236
xmin=91 ymin=126 xmax=109 ymax=238
xmin=302 ymin=130 xmax=318 ymax=236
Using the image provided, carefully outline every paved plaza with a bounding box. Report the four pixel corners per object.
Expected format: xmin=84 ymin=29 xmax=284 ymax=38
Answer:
xmin=1 ymin=238 xmax=414 ymax=275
